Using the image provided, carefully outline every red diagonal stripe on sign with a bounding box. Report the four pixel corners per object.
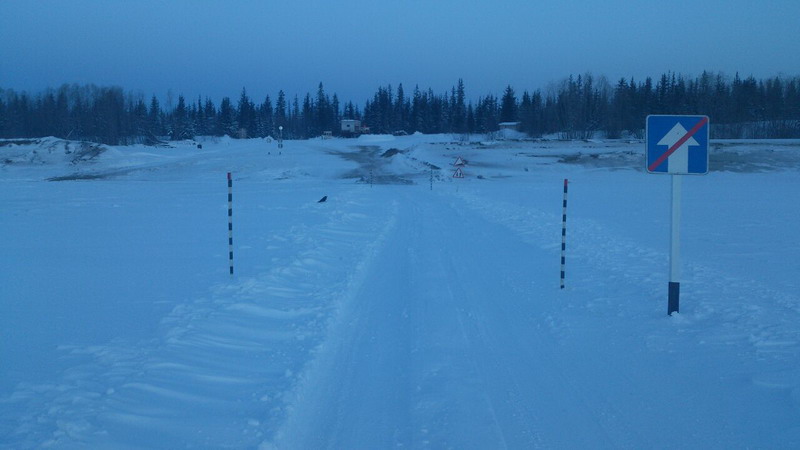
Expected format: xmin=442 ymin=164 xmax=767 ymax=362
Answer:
xmin=648 ymin=116 xmax=708 ymax=172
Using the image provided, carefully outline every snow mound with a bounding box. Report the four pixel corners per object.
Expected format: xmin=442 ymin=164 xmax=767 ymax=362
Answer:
xmin=357 ymin=134 xmax=395 ymax=143
xmin=0 ymin=137 xmax=109 ymax=166
xmin=497 ymin=129 xmax=528 ymax=140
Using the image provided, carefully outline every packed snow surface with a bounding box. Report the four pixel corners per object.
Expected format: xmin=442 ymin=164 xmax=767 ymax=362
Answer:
xmin=2 ymin=134 xmax=800 ymax=448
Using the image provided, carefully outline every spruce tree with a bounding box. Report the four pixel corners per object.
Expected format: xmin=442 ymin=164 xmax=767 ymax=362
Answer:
xmin=290 ymin=95 xmax=300 ymax=139
xmin=0 ymin=96 xmax=6 ymax=137
xmin=148 ymin=95 xmax=162 ymax=138
xmin=203 ymin=99 xmax=216 ymax=136
xmin=452 ymin=79 xmax=467 ymax=133
xmin=170 ymin=95 xmax=191 ymax=140
xmin=500 ymin=85 xmax=518 ymax=123
xmin=395 ymin=83 xmax=408 ymax=132
xmin=274 ymin=90 xmax=288 ymax=133
xmin=237 ymin=88 xmax=256 ymax=138
xmin=131 ymin=98 xmax=149 ymax=140
xmin=331 ymin=94 xmax=340 ymax=133
xmin=259 ymin=95 xmax=274 ymax=138
xmin=217 ymin=97 xmax=236 ymax=137
xmin=519 ymin=91 xmax=534 ymax=136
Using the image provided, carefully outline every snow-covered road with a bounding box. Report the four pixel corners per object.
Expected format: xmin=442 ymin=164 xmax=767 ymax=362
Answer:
xmin=274 ymin=189 xmax=575 ymax=448
xmin=2 ymin=135 xmax=800 ymax=448
xmin=270 ymin=183 xmax=800 ymax=449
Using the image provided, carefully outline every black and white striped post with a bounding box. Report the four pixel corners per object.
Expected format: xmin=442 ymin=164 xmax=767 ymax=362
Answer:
xmin=227 ymin=172 xmax=234 ymax=277
xmin=561 ymin=178 xmax=569 ymax=289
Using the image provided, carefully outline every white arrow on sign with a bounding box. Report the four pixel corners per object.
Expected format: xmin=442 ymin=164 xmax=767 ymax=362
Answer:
xmin=658 ymin=123 xmax=699 ymax=174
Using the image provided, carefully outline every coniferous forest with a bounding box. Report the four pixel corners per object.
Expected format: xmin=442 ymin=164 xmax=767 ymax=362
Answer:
xmin=1 ymin=72 xmax=799 ymax=145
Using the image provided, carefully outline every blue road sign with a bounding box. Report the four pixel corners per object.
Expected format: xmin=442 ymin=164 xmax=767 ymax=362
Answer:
xmin=646 ymin=115 xmax=709 ymax=174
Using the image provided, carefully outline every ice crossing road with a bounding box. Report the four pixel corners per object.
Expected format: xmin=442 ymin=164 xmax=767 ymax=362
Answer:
xmin=4 ymin=137 xmax=799 ymax=449
xmin=273 ymin=189 xmax=623 ymax=449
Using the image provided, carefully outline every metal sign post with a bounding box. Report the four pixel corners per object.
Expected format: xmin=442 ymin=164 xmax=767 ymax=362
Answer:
xmin=646 ymin=115 xmax=709 ymax=315
xmin=669 ymin=175 xmax=681 ymax=313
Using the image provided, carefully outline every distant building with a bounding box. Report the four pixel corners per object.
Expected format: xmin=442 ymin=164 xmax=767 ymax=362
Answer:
xmin=498 ymin=121 xmax=521 ymax=131
xmin=341 ymin=119 xmax=362 ymax=135
xmin=498 ymin=121 xmax=522 ymax=140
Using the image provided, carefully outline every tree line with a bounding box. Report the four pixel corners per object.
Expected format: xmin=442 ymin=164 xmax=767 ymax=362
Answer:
xmin=1 ymin=71 xmax=798 ymax=145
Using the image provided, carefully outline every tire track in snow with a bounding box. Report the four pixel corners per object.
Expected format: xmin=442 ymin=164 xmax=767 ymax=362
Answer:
xmin=270 ymin=187 xmax=633 ymax=448
xmin=268 ymin=195 xmax=412 ymax=449
xmin=1 ymin=185 xmax=399 ymax=449
xmin=436 ymin=196 xmax=626 ymax=448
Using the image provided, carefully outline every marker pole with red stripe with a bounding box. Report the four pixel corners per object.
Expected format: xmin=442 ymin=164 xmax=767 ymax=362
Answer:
xmin=561 ymin=178 xmax=568 ymax=289
xmin=227 ymin=172 xmax=234 ymax=277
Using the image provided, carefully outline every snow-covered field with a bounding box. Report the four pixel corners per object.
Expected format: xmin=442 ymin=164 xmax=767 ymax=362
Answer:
xmin=1 ymin=133 xmax=799 ymax=448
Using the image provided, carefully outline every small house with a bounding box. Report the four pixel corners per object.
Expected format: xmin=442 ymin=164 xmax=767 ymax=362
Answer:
xmin=498 ymin=121 xmax=522 ymax=140
xmin=498 ymin=121 xmax=521 ymax=131
xmin=341 ymin=119 xmax=362 ymax=135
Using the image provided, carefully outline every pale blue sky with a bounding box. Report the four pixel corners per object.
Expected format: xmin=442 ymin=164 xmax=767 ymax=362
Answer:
xmin=2 ymin=0 xmax=799 ymax=105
